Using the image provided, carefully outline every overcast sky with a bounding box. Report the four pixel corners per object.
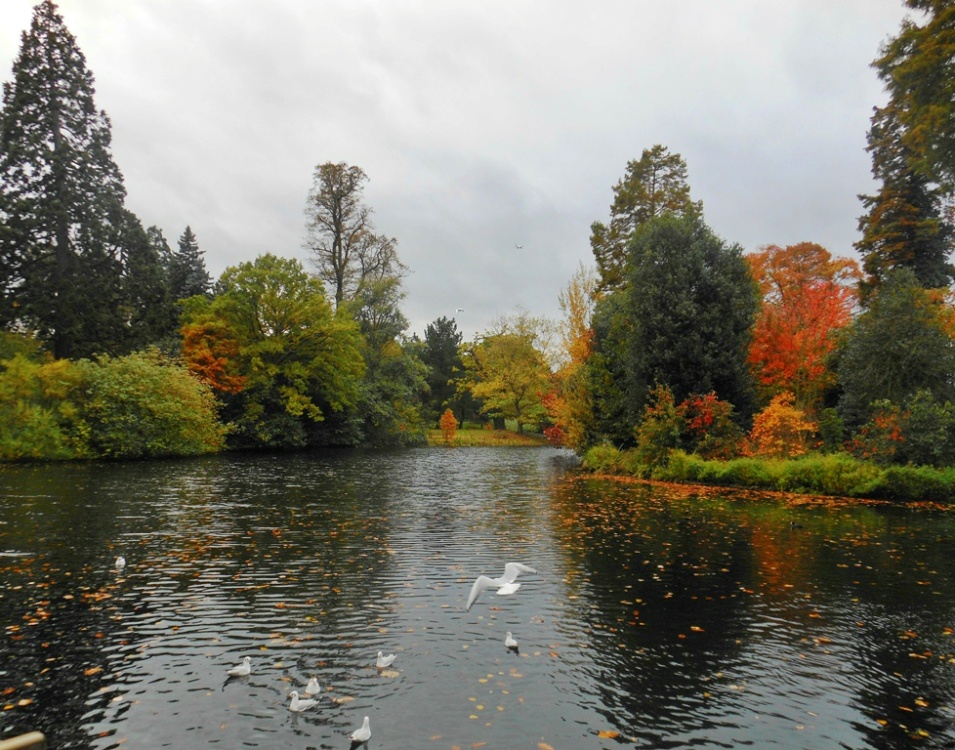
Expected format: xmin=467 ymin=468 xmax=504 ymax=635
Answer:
xmin=0 ymin=1 xmax=910 ymax=341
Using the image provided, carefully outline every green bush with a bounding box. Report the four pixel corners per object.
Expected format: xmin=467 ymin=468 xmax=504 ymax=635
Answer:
xmin=75 ymin=350 xmax=225 ymax=459
xmin=582 ymin=443 xmax=626 ymax=473
xmin=865 ymin=465 xmax=955 ymax=503
xmin=0 ymin=355 xmax=86 ymax=461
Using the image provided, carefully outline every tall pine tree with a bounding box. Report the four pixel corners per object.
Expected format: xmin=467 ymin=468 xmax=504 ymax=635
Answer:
xmin=169 ymin=226 xmax=210 ymax=301
xmin=0 ymin=0 xmax=130 ymax=358
xmin=855 ymin=103 xmax=955 ymax=297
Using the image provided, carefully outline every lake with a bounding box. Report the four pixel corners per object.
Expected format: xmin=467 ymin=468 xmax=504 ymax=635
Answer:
xmin=1 ymin=447 xmax=954 ymax=749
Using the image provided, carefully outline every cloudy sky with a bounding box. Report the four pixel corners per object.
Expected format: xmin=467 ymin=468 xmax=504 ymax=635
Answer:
xmin=0 ymin=1 xmax=910 ymax=340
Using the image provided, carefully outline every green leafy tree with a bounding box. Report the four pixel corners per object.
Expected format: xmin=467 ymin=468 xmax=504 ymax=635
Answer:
xmin=304 ymin=162 xmax=406 ymax=310
xmin=0 ymin=0 xmax=131 ymax=358
xmin=421 ymin=316 xmax=471 ymax=424
xmin=837 ymin=268 xmax=955 ymax=428
xmin=584 ymin=293 xmax=633 ymax=446
xmin=544 ymin=263 xmax=597 ymax=450
xmin=855 ymin=103 xmax=955 ymax=296
xmin=183 ymin=253 xmax=365 ymax=449
xmin=875 ymin=1 xmax=955 ymax=189
xmin=590 ymin=145 xmax=702 ymax=291
xmin=118 ymin=210 xmax=173 ymax=351
xmin=623 ymin=214 xmax=759 ymax=432
xmin=461 ymin=314 xmax=552 ymax=433
xmin=352 ymin=274 xmax=428 ymax=446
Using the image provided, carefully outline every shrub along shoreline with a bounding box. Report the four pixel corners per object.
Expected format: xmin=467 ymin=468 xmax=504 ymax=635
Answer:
xmin=581 ymin=444 xmax=955 ymax=505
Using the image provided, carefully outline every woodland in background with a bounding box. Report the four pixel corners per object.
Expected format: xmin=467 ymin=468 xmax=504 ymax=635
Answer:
xmin=4 ymin=0 xmax=955 ymax=499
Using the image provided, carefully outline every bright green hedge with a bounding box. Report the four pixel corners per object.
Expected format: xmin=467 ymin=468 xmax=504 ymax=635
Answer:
xmin=581 ymin=444 xmax=955 ymax=503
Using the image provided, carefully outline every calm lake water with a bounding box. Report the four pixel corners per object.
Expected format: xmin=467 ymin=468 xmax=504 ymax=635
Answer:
xmin=1 ymin=447 xmax=954 ymax=750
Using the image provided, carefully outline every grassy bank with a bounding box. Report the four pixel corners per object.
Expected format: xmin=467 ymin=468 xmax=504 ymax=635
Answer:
xmin=581 ymin=445 xmax=955 ymax=505
xmin=426 ymin=428 xmax=550 ymax=447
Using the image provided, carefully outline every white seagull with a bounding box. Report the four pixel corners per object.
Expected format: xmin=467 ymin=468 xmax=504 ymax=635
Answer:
xmin=350 ymin=715 xmax=371 ymax=744
xmin=305 ymin=676 xmax=321 ymax=696
xmin=466 ymin=562 xmax=537 ymax=610
xmin=505 ymin=631 xmax=519 ymax=650
xmin=114 ymin=555 xmax=126 ymax=570
xmin=226 ymin=656 xmax=251 ymax=677
xmin=288 ymin=690 xmax=318 ymax=712
xmin=376 ymin=651 xmax=396 ymax=668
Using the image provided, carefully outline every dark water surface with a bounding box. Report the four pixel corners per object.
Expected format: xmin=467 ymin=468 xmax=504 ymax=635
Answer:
xmin=1 ymin=447 xmax=954 ymax=749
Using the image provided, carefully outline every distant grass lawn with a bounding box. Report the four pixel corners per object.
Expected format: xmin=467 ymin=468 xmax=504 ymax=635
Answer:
xmin=426 ymin=428 xmax=550 ymax=447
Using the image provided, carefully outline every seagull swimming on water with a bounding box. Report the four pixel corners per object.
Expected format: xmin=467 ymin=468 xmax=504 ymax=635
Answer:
xmin=305 ymin=676 xmax=321 ymax=696
xmin=350 ymin=715 xmax=371 ymax=744
xmin=466 ymin=562 xmax=537 ymax=610
xmin=376 ymin=651 xmax=396 ymax=668
xmin=288 ymin=690 xmax=318 ymax=712
xmin=114 ymin=555 xmax=126 ymax=570
xmin=227 ymin=656 xmax=251 ymax=677
xmin=505 ymin=631 xmax=519 ymax=651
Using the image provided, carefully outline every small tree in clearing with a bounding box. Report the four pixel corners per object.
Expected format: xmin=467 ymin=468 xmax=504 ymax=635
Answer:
xmin=439 ymin=408 xmax=458 ymax=445
xmin=745 ymin=392 xmax=816 ymax=459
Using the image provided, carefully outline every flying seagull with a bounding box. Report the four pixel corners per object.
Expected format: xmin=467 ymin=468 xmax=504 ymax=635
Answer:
xmin=466 ymin=562 xmax=537 ymax=610
xmin=515 ymin=243 xmax=524 ymax=249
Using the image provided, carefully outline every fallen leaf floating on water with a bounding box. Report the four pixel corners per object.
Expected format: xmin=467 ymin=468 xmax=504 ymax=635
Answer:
xmin=598 ymin=729 xmax=620 ymax=738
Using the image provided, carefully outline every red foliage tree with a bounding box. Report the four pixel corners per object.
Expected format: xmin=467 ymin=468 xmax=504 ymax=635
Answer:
xmin=180 ymin=320 xmax=246 ymax=394
xmin=747 ymin=243 xmax=860 ymax=413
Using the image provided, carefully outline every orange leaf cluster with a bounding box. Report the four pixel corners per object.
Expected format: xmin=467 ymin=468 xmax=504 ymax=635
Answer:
xmin=180 ymin=321 xmax=246 ymax=394
xmin=747 ymin=243 xmax=859 ymax=412
xmin=745 ymin=392 xmax=817 ymax=459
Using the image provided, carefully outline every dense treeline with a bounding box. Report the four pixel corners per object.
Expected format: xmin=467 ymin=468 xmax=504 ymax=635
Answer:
xmin=5 ymin=0 xmax=955 ymax=502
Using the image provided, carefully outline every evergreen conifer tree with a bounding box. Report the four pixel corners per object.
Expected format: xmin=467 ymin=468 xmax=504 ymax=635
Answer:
xmin=169 ymin=226 xmax=210 ymax=300
xmin=0 ymin=0 xmax=131 ymax=358
xmin=855 ymin=103 xmax=955 ymax=297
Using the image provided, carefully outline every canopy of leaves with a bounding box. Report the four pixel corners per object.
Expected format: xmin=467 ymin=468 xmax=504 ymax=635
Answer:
xmin=747 ymin=242 xmax=859 ymax=412
xmin=591 ymin=145 xmax=702 ymax=291
xmin=182 ymin=253 xmax=365 ymax=449
xmin=461 ymin=325 xmax=551 ymax=433
xmin=837 ymin=267 xmax=955 ymax=428
xmin=855 ymin=104 xmax=955 ymax=296
xmin=0 ymin=0 xmax=132 ymax=358
xmin=875 ymin=1 xmax=955 ymax=189
xmin=623 ymin=214 xmax=759 ymax=429
xmin=421 ymin=316 xmax=466 ymax=424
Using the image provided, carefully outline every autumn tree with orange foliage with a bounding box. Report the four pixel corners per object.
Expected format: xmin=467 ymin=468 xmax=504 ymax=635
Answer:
xmin=439 ymin=408 xmax=457 ymax=445
xmin=180 ymin=320 xmax=246 ymax=394
xmin=745 ymin=392 xmax=817 ymax=459
xmin=542 ymin=264 xmax=597 ymax=449
xmin=747 ymin=243 xmax=859 ymax=413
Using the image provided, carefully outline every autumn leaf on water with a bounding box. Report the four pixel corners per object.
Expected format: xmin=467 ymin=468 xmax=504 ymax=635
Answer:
xmin=538 ymin=743 xmax=555 ymax=750
xmin=598 ymin=729 xmax=621 ymax=738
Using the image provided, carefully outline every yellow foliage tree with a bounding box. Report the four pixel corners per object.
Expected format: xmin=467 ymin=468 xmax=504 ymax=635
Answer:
xmin=745 ymin=392 xmax=817 ymax=459
xmin=439 ymin=408 xmax=458 ymax=445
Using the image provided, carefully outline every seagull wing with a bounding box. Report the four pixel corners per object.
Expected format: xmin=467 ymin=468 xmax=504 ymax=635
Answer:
xmin=500 ymin=562 xmax=537 ymax=583
xmin=466 ymin=574 xmax=499 ymax=610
